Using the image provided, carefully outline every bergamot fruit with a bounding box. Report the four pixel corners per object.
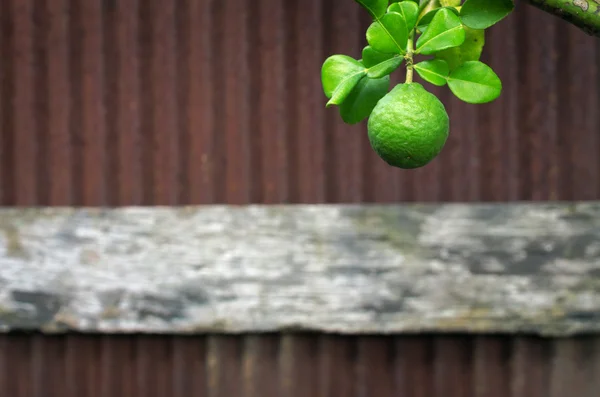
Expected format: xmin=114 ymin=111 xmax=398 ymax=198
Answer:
xmin=367 ymin=83 xmax=449 ymax=169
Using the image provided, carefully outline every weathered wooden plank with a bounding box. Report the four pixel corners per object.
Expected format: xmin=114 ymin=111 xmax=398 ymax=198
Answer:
xmin=1 ymin=204 xmax=600 ymax=336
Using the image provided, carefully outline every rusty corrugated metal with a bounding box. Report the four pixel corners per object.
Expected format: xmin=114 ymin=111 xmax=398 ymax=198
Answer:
xmin=2 ymin=2 xmax=600 ymax=395
xmin=0 ymin=334 xmax=598 ymax=396
xmin=0 ymin=0 xmax=599 ymax=205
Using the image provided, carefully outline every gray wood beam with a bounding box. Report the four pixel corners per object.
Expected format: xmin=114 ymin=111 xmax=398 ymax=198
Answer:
xmin=1 ymin=203 xmax=600 ymax=336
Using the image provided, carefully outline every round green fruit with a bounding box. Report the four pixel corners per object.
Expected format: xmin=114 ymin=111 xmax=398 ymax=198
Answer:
xmin=367 ymin=83 xmax=449 ymax=169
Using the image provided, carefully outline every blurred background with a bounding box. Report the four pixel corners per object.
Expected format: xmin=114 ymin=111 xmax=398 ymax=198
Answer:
xmin=1 ymin=1 xmax=600 ymax=396
xmin=0 ymin=0 xmax=598 ymax=206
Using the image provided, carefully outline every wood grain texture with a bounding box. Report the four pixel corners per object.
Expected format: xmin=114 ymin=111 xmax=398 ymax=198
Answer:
xmin=1 ymin=203 xmax=600 ymax=336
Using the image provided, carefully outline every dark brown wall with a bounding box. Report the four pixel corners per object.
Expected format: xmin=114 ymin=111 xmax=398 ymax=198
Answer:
xmin=1 ymin=2 xmax=600 ymax=395
xmin=1 ymin=334 xmax=600 ymax=397
xmin=1 ymin=0 xmax=599 ymax=206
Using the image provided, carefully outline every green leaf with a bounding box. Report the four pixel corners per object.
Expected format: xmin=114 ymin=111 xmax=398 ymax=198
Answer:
xmin=414 ymin=59 xmax=449 ymax=86
xmin=416 ymin=6 xmax=459 ymax=32
xmin=460 ymin=0 xmax=514 ymax=29
xmin=354 ymin=0 xmax=389 ymax=19
xmin=418 ymin=0 xmax=440 ymax=16
xmin=435 ymin=26 xmax=484 ymax=71
xmin=416 ymin=8 xmax=465 ymax=55
xmin=388 ymin=1 xmax=419 ymax=31
xmin=447 ymin=60 xmax=502 ymax=103
xmin=327 ymin=71 xmax=367 ymax=107
xmin=367 ymin=56 xmax=403 ymax=78
xmin=362 ymin=45 xmax=403 ymax=79
xmin=362 ymin=46 xmax=395 ymax=68
xmin=321 ymin=55 xmax=364 ymax=98
xmin=339 ymin=75 xmax=390 ymax=124
xmin=366 ymin=12 xmax=408 ymax=54
xmin=440 ymin=0 xmax=461 ymax=6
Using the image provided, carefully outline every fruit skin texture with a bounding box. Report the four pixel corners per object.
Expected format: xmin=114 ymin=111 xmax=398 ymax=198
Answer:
xmin=367 ymin=83 xmax=449 ymax=169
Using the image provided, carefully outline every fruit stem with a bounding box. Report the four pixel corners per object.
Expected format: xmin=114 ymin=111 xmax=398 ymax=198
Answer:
xmin=405 ymin=31 xmax=415 ymax=84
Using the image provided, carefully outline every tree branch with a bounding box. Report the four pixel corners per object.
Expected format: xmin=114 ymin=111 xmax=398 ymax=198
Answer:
xmin=526 ymin=0 xmax=600 ymax=37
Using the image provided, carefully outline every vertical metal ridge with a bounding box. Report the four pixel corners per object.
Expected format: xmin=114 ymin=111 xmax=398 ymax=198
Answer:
xmin=46 ymin=0 xmax=73 ymax=205
xmin=506 ymin=7 xmax=524 ymax=201
xmin=446 ymin=87 xmax=480 ymax=201
xmin=4 ymin=335 xmax=33 ymax=396
xmin=79 ymin=0 xmax=107 ymax=205
xmin=356 ymin=337 xmax=395 ymax=396
xmin=68 ymin=0 xmax=83 ymax=205
xmin=278 ymin=335 xmax=319 ymax=397
xmin=180 ymin=0 xmax=216 ymax=204
xmin=207 ymin=336 xmax=243 ymax=397
xmin=171 ymin=336 xmax=208 ymax=396
xmin=114 ymin=0 xmax=142 ymax=205
xmin=479 ymin=10 xmax=520 ymax=201
xmin=257 ymin=0 xmax=289 ymax=203
xmin=137 ymin=0 xmax=154 ymax=205
xmin=321 ymin=0 xmax=337 ymax=204
xmin=293 ymin=0 xmax=326 ymax=203
xmin=247 ymin=0 xmax=263 ymax=204
xmin=251 ymin=0 xmax=264 ymax=204
xmin=66 ymin=335 xmax=101 ymax=397
xmin=149 ymin=0 xmax=180 ymax=205
xmin=590 ymin=337 xmax=600 ymax=396
xmin=283 ymin=0 xmax=299 ymax=203
xmin=561 ymin=23 xmax=600 ymax=200
xmin=328 ymin=2 xmax=364 ymax=203
xmin=515 ymin=4 xmax=534 ymax=201
xmin=246 ymin=0 xmax=263 ymax=204
xmin=210 ymin=0 xmax=227 ymax=204
xmin=33 ymin=335 xmax=69 ymax=396
xmin=521 ymin=5 xmax=560 ymax=201
xmin=222 ymin=0 xmax=252 ymax=204
xmin=394 ymin=336 xmax=435 ymax=396
xmin=175 ymin=0 xmax=191 ymax=205
xmin=99 ymin=336 xmax=136 ymax=397
xmin=31 ymin=335 xmax=45 ymax=397
xmin=548 ymin=339 xmax=584 ymax=397
xmin=0 ymin=336 xmax=5 ymax=396
xmin=316 ymin=335 xmax=357 ymax=396
xmin=135 ymin=336 xmax=173 ymax=397
xmin=555 ymin=26 xmax=572 ymax=202
xmin=242 ymin=335 xmax=280 ymax=397
xmin=0 ymin=0 xmax=9 ymax=205
xmin=0 ymin=0 xmax=14 ymax=205
xmin=12 ymin=0 xmax=38 ymax=205
xmin=433 ymin=336 xmax=474 ymax=397
xmin=472 ymin=336 xmax=511 ymax=397
xmin=103 ymin=0 xmax=119 ymax=206
xmin=511 ymin=336 xmax=553 ymax=397
xmin=34 ymin=0 xmax=50 ymax=206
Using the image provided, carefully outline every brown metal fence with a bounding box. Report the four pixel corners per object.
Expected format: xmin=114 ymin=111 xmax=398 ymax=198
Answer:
xmin=1 ymin=333 xmax=599 ymax=397
xmin=2 ymin=0 xmax=600 ymax=395
xmin=1 ymin=0 xmax=599 ymax=206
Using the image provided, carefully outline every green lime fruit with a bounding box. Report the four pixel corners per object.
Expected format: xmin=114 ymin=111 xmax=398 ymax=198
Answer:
xmin=367 ymin=83 xmax=449 ymax=169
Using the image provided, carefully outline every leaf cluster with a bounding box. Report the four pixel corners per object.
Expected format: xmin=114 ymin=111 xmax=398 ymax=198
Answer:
xmin=321 ymin=0 xmax=514 ymax=124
